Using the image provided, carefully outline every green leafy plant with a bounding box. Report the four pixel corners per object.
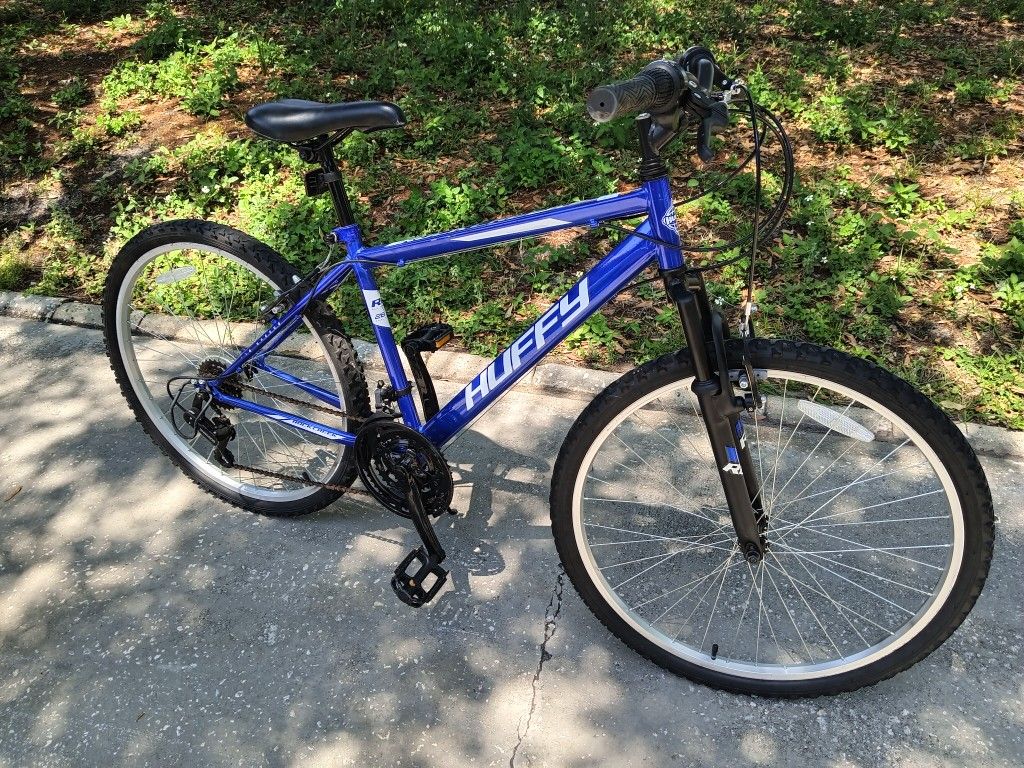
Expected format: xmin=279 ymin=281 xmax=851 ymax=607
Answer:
xmin=2 ymin=0 xmax=1023 ymax=429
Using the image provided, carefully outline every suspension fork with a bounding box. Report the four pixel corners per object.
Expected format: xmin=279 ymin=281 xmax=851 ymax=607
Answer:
xmin=662 ymin=268 xmax=765 ymax=563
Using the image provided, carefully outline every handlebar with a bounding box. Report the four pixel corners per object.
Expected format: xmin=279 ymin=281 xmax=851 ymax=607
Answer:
xmin=586 ymin=47 xmax=738 ymax=161
xmin=585 ymin=61 xmax=681 ymax=124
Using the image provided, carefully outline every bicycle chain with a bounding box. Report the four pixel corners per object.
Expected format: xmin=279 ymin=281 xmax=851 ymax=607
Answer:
xmin=236 ymin=380 xmax=366 ymax=424
xmin=225 ymin=458 xmax=377 ymax=498
xmin=222 ymin=380 xmax=376 ymax=498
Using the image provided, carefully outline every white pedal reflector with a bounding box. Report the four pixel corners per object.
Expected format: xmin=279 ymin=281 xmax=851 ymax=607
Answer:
xmin=155 ymin=265 xmax=197 ymax=285
xmin=797 ymin=399 xmax=874 ymax=442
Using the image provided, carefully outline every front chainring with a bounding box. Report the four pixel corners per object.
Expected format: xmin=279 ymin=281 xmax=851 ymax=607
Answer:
xmin=354 ymin=418 xmax=453 ymax=518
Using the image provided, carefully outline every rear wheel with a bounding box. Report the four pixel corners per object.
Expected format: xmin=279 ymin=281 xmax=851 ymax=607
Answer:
xmin=550 ymin=339 xmax=993 ymax=696
xmin=103 ymin=219 xmax=371 ymax=516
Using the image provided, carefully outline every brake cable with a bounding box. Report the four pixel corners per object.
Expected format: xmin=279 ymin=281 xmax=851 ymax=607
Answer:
xmin=738 ymin=82 xmax=765 ymax=419
xmin=742 ymin=83 xmax=761 ymax=333
xmin=597 ymin=98 xmax=791 ymax=282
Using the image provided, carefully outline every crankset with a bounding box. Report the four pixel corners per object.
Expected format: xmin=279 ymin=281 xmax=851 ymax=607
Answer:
xmin=354 ymin=417 xmax=455 ymax=607
xmin=353 ymin=417 xmax=454 ymax=519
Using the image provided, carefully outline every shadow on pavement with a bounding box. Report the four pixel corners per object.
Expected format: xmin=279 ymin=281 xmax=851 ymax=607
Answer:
xmin=1 ymin=317 xmax=1022 ymax=767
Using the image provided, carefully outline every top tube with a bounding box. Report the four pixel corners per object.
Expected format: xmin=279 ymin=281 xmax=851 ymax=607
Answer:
xmin=219 ymin=177 xmax=685 ymax=449
xmin=331 ymin=187 xmax=651 ymax=265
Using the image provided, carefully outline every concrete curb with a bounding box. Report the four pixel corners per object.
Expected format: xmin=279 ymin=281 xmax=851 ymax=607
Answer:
xmin=2 ymin=289 xmax=1022 ymax=459
xmin=0 ymin=290 xmax=67 ymax=321
xmin=0 ymin=289 xmax=621 ymax=404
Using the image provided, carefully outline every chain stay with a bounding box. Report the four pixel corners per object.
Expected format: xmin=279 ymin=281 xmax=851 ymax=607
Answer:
xmin=235 ymin=380 xmax=366 ymax=424
xmin=208 ymin=380 xmax=372 ymax=494
xmin=224 ymin=458 xmax=376 ymax=497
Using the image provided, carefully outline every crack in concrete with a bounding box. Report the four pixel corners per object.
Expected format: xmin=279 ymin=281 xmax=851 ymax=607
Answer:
xmin=509 ymin=565 xmax=564 ymax=768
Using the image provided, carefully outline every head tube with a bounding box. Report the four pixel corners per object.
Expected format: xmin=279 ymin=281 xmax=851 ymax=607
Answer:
xmin=643 ymin=176 xmax=684 ymax=270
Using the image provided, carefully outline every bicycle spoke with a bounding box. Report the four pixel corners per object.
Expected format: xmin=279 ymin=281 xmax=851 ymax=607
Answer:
xmin=772 ymin=490 xmax=946 ymax=533
xmin=606 ymin=431 xmax=719 ymax=524
xmin=768 ymin=378 xmax=788 ymax=513
xmin=118 ymin=242 xmax=347 ymax=500
xmin=585 ymin=521 xmax=725 ymax=540
xmin=651 ymin=550 xmax=740 ymax=626
xmin=583 ymin=494 xmax=723 ymax=529
xmin=630 ymin=399 xmax=712 ymax=466
xmin=568 ymin=349 xmax=972 ymax=684
xmin=776 ymin=524 xmax=947 ymax=570
xmin=763 ymin=558 xmax=813 ymax=663
xmin=768 ymin=553 xmax=844 ymax=660
xmin=733 ymin=561 xmax=761 ymax=645
xmin=801 ymin=514 xmax=949 ymax=530
xmin=777 ymin=552 xmax=890 ymax=640
xmin=671 ymin=548 xmax=739 ymax=642
xmin=699 ymin=545 xmax=737 ymax=650
xmin=599 ymin=536 xmax=732 ymax=570
xmin=777 ymin=439 xmax=912 ymax=541
xmin=773 ymin=544 xmax=932 ymax=597
xmin=781 ymin=549 xmax=918 ymax=616
xmin=768 ymin=395 xmax=852 ymax=510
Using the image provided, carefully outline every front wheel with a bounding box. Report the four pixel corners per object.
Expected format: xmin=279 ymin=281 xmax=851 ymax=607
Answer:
xmin=550 ymin=339 xmax=993 ymax=696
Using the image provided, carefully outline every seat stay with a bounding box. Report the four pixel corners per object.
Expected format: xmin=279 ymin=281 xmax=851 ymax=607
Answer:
xmin=220 ymin=261 xmax=355 ymax=378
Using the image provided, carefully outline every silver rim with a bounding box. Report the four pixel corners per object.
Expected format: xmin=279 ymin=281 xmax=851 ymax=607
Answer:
xmin=571 ymin=368 xmax=964 ymax=682
xmin=115 ymin=241 xmax=348 ymax=502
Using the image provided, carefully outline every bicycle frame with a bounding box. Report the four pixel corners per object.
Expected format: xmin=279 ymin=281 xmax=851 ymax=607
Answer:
xmin=212 ymin=176 xmax=685 ymax=449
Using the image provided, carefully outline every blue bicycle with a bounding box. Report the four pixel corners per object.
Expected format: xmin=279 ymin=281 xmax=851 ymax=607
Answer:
xmin=103 ymin=48 xmax=993 ymax=696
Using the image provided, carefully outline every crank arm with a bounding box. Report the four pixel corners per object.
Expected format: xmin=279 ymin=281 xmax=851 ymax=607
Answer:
xmin=391 ymin=472 xmax=448 ymax=607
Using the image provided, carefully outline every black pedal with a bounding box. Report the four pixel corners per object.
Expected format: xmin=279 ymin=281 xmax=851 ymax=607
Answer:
xmin=401 ymin=324 xmax=453 ymax=420
xmin=402 ymin=323 xmax=454 ymax=352
xmin=391 ymin=548 xmax=449 ymax=607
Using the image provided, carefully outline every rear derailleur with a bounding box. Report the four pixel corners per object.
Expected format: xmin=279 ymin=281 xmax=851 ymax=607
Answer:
xmin=168 ymin=381 xmax=237 ymax=468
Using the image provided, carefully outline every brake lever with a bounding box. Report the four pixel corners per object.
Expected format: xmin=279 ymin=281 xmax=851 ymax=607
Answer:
xmin=678 ymin=46 xmax=734 ymax=92
xmin=696 ymin=101 xmax=730 ymax=162
xmin=677 ymin=47 xmax=734 ymax=162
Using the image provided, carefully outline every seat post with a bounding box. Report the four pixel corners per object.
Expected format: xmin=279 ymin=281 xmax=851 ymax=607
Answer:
xmin=318 ymin=146 xmax=356 ymax=227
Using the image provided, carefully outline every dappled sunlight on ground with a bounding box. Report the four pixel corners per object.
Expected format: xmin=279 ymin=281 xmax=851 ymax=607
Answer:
xmin=1 ymin=317 xmax=1022 ymax=766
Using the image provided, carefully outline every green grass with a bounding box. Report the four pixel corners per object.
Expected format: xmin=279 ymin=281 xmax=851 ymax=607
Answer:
xmin=1 ymin=0 xmax=1023 ymax=427
xmin=0 ymin=253 xmax=29 ymax=290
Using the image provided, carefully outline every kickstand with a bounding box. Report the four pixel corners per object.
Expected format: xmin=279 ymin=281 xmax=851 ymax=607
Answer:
xmin=391 ymin=472 xmax=449 ymax=607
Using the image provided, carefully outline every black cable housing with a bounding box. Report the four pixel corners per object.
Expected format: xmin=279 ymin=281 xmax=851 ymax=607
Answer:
xmin=600 ymin=98 xmax=794 ymax=277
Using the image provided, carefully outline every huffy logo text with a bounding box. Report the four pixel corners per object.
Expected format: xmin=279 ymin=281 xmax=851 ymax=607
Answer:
xmin=464 ymin=277 xmax=591 ymax=410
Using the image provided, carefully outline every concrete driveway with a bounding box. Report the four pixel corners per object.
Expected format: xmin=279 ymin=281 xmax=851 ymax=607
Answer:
xmin=1 ymin=315 xmax=1022 ymax=767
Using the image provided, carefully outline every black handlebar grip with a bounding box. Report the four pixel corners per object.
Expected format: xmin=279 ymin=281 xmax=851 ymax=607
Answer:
xmin=586 ymin=61 xmax=680 ymax=123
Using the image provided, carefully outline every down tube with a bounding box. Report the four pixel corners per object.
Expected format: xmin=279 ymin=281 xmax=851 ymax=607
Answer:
xmin=424 ymin=229 xmax=657 ymax=447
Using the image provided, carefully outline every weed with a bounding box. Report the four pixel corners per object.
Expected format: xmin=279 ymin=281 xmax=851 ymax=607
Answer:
xmin=884 ymin=181 xmax=925 ymax=218
xmin=104 ymin=13 xmax=135 ymax=32
xmin=100 ymin=32 xmax=254 ymax=120
xmin=3 ymin=0 xmax=1023 ymax=428
xmin=0 ymin=226 xmax=34 ymax=290
xmin=52 ymin=77 xmax=91 ymax=109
